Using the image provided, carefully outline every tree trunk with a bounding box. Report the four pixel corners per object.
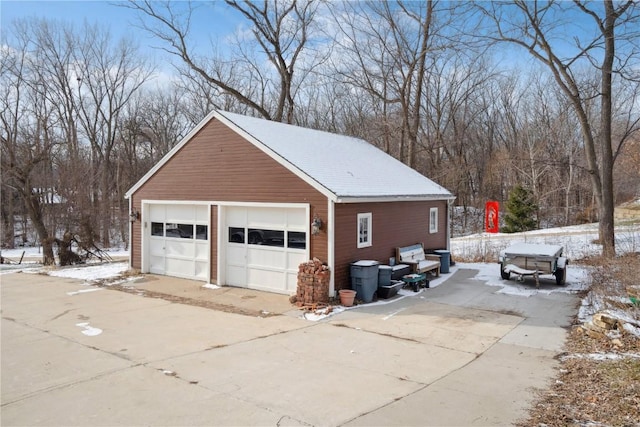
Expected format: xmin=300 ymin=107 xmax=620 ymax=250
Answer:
xmin=599 ymin=0 xmax=617 ymax=257
xmin=24 ymin=190 xmax=55 ymax=265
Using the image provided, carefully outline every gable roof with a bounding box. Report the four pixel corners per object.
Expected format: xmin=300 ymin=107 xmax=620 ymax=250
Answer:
xmin=126 ymin=110 xmax=455 ymax=203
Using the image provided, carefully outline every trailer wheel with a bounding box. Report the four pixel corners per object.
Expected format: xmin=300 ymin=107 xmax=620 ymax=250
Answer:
xmin=500 ymin=263 xmax=511 ymax=280
xmin=555 ymin=268 xmax=566 ymax=286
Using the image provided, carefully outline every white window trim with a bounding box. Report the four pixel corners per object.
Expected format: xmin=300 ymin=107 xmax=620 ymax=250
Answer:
xmin=429 ymin=207 xmax=438 ymax=234
xmin=357 ymin=212 xmax=372 ymax=248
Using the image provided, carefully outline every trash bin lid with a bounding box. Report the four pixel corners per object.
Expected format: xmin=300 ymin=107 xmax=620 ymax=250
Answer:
xmin=434 ymin=249 xmax=450 ymax=254
xmin=378 ymin=265 xmax=392 ymax=270
xmin=351 ymin=260 xmax=379 ymax=267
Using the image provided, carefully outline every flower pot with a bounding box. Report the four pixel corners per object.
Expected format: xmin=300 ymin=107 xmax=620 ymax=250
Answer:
xmin=339 ymin=289 xmax=356 ymax=307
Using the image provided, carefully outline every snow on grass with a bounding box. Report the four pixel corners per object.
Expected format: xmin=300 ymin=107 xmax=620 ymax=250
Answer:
xmin=450 ymin=222 xmax=640 ymax=262
xmin=46 ymin=262 xmax=130 ymax=281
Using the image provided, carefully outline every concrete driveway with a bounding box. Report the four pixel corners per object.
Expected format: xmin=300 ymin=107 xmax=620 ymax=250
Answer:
xmin=1 ymin=267 xmax=578 ymax=426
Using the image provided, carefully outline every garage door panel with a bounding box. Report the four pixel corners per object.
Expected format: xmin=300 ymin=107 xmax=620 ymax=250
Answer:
xmin=286 ymin=272 xmax=298 ymax=292
xmin=247 ymin=248 xmax=286 ymax=268
xmin=247 ymin=207 xmax=285 ymax=227
xmin=165 ymin=204 xmax=193 ymax=222
xmin=165 ymin=258 xmax=193 ymax=278
xmin=247 ymin=268 xmax=285 ymax=290
xmin=287 ymin=252 xmax=306 ymax=269
xmin=226 ymin=246 xmax=246 ymax=266
xmin=195 ymin=242 xmax=208 ymax=261
xmin=226 ymin=265 xmax=246 ymax=286
xmin=287 ymin=209 xmax=306 ymax=229
xmin=165 ymin=240 xmax=195 ymax=258
xmin=226 ymin=207 xmax=246 ymax=225
xmin=195 ymin=261 xmax=208 ymax=279
xmin=150 ymin=255 xmax=164 ymax=274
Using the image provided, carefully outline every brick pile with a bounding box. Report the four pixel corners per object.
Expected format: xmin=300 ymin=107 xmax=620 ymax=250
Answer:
xmin=295 ymin=258 xmax=330 ymax=307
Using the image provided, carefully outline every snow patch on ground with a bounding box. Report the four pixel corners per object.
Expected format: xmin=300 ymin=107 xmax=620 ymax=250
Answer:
xmin=46 ymin=262 xmax=130 ymax=281
xmin=202 ymin=284 xmax=221 ymax=290
xmin=75 ymin=322 xmax=102 ymax=336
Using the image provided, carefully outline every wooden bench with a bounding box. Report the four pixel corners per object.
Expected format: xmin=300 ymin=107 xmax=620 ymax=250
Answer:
xmin=396 ymin=243 xmax=441 ymax=277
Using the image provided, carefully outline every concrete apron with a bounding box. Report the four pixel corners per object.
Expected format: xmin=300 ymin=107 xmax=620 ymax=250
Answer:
xmin=1 ymin=268 xmax=575 ymax=426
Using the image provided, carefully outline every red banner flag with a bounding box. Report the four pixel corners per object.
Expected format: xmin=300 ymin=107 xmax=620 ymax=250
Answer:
xmin=485 ymin=201 xmax=499 ymax=233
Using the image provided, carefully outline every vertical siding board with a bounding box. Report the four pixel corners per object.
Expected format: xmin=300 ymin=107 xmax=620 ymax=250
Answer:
xmin=333 ymin=201 xmax=449 ymax=289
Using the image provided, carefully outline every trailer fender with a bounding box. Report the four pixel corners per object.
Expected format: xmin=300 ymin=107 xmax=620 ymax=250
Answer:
xmin=557 ymin=257 xmax=568 ymax=269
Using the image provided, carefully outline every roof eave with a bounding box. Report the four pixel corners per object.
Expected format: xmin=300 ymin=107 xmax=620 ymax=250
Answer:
xmin=335 ymin=194 xmax=457 ymax=204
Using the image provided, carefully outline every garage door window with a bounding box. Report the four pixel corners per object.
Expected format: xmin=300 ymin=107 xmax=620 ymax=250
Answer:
xmin=152 ymin=221 xmax=208 ymax=240
xmin=229 ymin=227 xmax=245 ymax=243
xmin=196 ymin=225 xmax=208 ymax=240
xmin=288 ymin=231 xmax=306 ymax=249
xmin=249 ymin=229 xmax=285 ymax=247
xmin=151 ymin=222 xmax=164 ymax=236
xmin=229 ymin=226 xmax=305 ymax=249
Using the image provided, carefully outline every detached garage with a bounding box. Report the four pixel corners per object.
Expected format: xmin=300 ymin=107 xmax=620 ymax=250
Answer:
xmin=126 ymin=110 xmax=455 ymax=296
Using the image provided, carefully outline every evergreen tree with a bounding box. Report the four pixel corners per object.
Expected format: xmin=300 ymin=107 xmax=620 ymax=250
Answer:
xmin=503 ymin=185 xmax=538 ymax=233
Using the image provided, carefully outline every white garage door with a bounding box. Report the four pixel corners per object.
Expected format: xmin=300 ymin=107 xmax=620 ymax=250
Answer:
xmin=225 ymin=206 xmax=307 ymax=294
xmin=148 ymin=204 xmax=209 ymax=281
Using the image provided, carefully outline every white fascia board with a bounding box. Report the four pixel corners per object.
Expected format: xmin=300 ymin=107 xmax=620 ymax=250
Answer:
xmin=213 ymin=111 xmax=338 ymax=202
xmin=125 ymin=110 xmax=219 ymax=200
xmin=335 ymin=195 xmax=457 ymax=204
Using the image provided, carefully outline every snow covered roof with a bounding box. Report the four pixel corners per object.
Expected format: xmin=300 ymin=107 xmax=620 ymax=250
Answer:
xmin=216 ymin=111 xmax=453 ymax=202
xmin=127 ymin=110 xmax=455 ymax=202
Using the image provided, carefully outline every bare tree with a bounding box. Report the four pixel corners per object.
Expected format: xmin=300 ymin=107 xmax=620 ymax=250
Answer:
xmin=73 ymin=22 xmax=152 ymax=247
xmin=478 ymin=0 xmax=640 ymax=256
xmin=0 ymin=25 xmax=59 ymax=264
xmin=123 ymin=0 xmax=320 ymax=123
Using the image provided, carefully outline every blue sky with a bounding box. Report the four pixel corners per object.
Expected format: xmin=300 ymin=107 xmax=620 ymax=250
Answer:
xmin=1 ymin=1 xmax=241 ymax=57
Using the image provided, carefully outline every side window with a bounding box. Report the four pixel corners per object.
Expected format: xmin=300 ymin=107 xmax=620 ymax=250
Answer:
xmin=357 ymin=213 xmax=372 ymax=248
xmin=429 ymin=207 xmax=438 ymax=234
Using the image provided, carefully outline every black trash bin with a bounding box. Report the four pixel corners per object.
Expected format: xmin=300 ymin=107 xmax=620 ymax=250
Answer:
xmin=434 ymin=250 xmax=450 ymax=274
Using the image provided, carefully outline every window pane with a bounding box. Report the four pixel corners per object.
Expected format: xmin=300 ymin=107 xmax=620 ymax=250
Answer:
xmin=151 ymin=222 xmax=164 ymax=236
xmin=229 ymin=227 xmax=245 ymax=243
xmin=359 ymin=217 xmax=369 ymax=243
xmin=196 ymin=225 xmax=208 ymax=240
xmin=288 ymin=231 xmax=306 ymax=249
xmin=248 ymin=229 xmax=284 ymax=247
xmin=166 ymin=223 xmax=193 ymax=239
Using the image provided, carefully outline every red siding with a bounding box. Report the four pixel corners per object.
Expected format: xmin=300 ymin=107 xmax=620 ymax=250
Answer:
xmin=130 ymin=118 xmax=329 ymax=276
xmin=333 ymin=201 xmax=448 ymax=290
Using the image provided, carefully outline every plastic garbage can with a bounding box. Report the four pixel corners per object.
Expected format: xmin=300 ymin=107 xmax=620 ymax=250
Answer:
xmin=350 ymin=260 xmax=379 ymax=303
xmin=434 ymin=250 xmax=450 ymax=274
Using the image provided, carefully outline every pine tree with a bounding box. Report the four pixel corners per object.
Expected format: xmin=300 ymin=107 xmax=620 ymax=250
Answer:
xmin=503 ymin=185 xmax=538 ymax=233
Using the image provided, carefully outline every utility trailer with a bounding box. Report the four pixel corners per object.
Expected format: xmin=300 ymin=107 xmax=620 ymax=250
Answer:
xmin=499 ymin=243 xmax=568 ymax=287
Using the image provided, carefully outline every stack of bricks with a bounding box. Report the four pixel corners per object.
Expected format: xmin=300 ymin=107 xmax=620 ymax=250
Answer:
xmin=296 ymin=258 xmax=330 ymax=306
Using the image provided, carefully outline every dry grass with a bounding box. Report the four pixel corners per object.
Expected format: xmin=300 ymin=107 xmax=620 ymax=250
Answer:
xmin=517 ymin=255 xmax=640 ymax=427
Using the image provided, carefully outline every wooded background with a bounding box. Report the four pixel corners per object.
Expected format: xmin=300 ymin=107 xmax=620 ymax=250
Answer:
xmin=2 ymin=1 xmax=639 ymax=263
